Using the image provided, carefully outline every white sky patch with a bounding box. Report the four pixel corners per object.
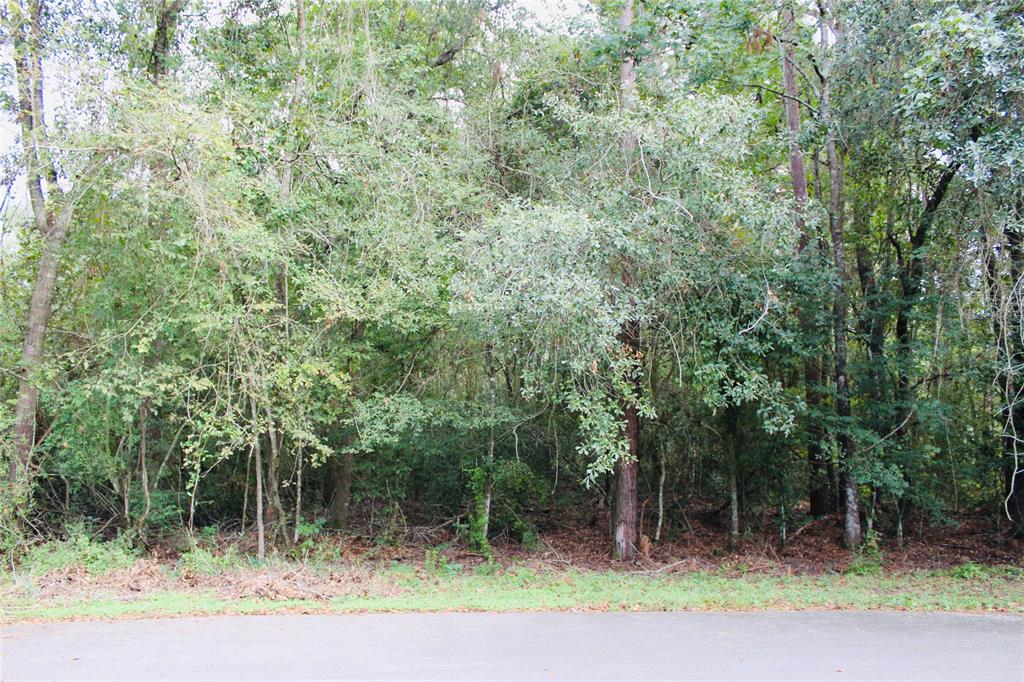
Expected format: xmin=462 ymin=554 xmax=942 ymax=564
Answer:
xmin=515 ymin=0 xmax=593 ymax=33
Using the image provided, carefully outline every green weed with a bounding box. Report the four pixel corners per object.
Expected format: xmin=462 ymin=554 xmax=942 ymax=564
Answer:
xmin=21 ymin=524 xmax=138 ymax=575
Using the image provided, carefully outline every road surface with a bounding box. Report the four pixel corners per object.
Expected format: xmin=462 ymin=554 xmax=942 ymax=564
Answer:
xmin=3 ymin=611 xmax=1021 ymax=680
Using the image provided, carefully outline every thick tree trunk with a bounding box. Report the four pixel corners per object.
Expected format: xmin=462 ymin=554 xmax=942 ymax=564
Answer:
xmin=612 ymin=0 xmax=640 ymax=561
xmin=780 ymin=6 xmax=830 ymax=516
xmin=614 ymin=375 xmax=640 ymax=560
xmin=331 ymin=450 xmax=354 ymax=529
xmin=10 ymin=208 xmax=72 ymax=486
xmin=9 ymin=0 xmax=74 ymax=488
xmin=780 ymin=6 xmax=809 ymax=211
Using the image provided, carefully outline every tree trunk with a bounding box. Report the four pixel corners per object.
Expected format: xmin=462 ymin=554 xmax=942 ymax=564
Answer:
xmin=727 ymin=408 xmax=740 ymax=551
xmin=263 ymin=405 xmax=288 ymax=542
xmin=892 ymin=153 xmax=970 ymax=444
xmin=135 ymin=402 xmax=151 ymax=535
xmin=480 ymin=345 xmax=497 ymax=548
xmin=147 ymin=0 xmax=185 ymax=82
xmin=613 ymin=318 xmax=641 ymax=560
xmin=250 ymin=399 xmax=266 ymax=560
xmin=855 ymin=242 xmax=887 ymax=407
xmin=827 ymin=128 xmax=861 ymax=549
xmin=819 ymin=11 xmax=861 ymax=547
xmin=331 ymin=320 xmax=364 ymax=531
xmin=614 ymin=381 xmax=640 ymax=560
xmin=612 ymin=0 xmax=640 ymax=562
xmin=292 ymin=447 xmax=303 ymax=544
xmin=9 ymin=0 xmax=74 ymax=488
xmin=654 ymin=448 xmax=666 ymax=543
xmin=780 ymin=5 xmax=830 ymax=516
xmin=330 ymin=450 xmax=354 ymax=529
xmin=997 ymin=195 xmax=1024 ymax=535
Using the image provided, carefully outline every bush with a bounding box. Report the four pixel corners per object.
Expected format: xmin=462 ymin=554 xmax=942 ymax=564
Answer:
xmin=290 ymin=517 xmax=328 ymax=561
xmin=948 ymin=562 xmax=988 ymax=580
xmin=129 ymin=487 xmax=184 ymax=529
xmin=424 ymin=546 xmax=462 ymax=577
xmin=177 ymin=543 xmax=247 ymax=575
xmin=490 ymin=459 xmax=547 ymax=546
xmin=22 ymin=523 xmax=138 ymax=575
xmin=845 ymin=541 xmax=884 ymax=576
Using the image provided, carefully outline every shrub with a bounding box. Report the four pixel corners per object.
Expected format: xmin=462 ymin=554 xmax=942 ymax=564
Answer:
xmin=948 ymin=562 xmax=988 ymax=580
xmin=22 ymin=523 xmax=138 ymax=575
xmin=177 ymin=543 xmax=247 ymax=575
xmin=845 ymin=541 xmax=884 ymax=576
xmin=424 ymin=546 xmax=462 ymax=577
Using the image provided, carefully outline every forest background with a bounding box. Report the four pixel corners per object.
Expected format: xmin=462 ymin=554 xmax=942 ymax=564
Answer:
xmin=1 ymin=0 xmax=1023 ymax=617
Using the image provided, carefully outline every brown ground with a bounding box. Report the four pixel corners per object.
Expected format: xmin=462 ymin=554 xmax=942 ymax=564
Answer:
xmin=9 ymin=505 xmax=1022 ymax=607
xmin=514 ymin=504 xmax=1022 ymax=573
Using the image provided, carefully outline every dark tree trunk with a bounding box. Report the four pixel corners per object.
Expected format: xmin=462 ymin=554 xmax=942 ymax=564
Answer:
xmin=893 ymin=162 xmax=961 ymax=439
xmin=780 ymin=6 xmax=830 ymax=516
xmin=612 ymin=0 xmax=640 ymax=561
xmin=614 ymin=315 xmax=641 ymax=560
xmin=148 ymin=0 xmax=185 ymax=82
xmin=726 ymin=406 xmax=740 ymax=550
xmin=997 ymin=196 xmax=1024 ymax=535
xmin=855 ymin=242 xmax=887 ymax=407
xmin=615 ymin=359 xmax=640 ymax=560
xmin=331 ymin=451 xmax=354 ymax=529
xmin=805 ymin=358 xmax=832 ymax=516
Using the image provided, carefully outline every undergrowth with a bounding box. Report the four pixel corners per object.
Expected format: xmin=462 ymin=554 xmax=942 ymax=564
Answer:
xmin=19 ymin=524 xmax=138 ymax=576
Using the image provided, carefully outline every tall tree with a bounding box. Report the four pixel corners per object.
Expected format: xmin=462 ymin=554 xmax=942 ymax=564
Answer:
xmin=613 ymin=0 xmax=640 ymax=561
xmin=779 ymin=2 xmax=830 ymax=517
xmin=818 ymin=3 xmax=861 ymax=547
xmin=8 ymin=0 xmax=83 ymax=488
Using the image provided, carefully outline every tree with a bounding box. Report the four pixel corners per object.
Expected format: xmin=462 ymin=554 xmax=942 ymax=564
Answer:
xmin=613 ymin=0 xmax=640 ymax=561
xmin=8 ymin=0 xmax=78 ymax=488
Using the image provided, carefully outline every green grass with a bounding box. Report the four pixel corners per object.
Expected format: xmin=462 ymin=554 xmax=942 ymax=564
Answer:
xmin=4 ymin=565 xmax=1022 ymax=623
xmin=19 ymin=526 xmax=139 ymax=576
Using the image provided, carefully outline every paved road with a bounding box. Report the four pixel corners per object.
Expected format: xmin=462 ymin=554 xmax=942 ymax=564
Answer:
xmin=2 ymin=611 xmax=1021 ymax=680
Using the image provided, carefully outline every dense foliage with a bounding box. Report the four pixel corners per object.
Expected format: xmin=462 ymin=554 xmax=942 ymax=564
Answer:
xmin=2 ymin=0 xmax=1022 ymax=559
